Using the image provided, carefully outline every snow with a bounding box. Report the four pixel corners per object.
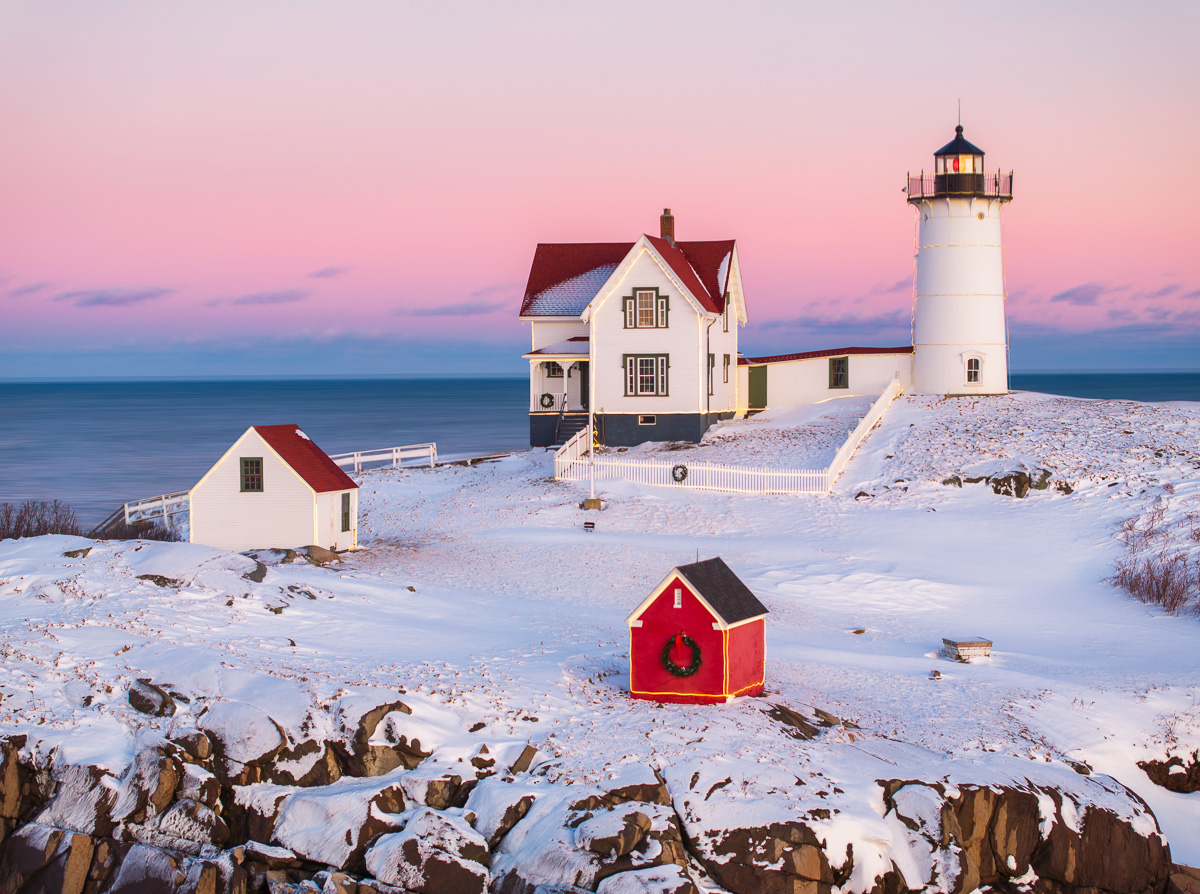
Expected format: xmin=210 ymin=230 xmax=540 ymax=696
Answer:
xmin=295 ymin=429 xmax=311 ymax=440
xmin=524 ymin=265 xmax=618 ymax=316
xmin=2 ymin=389 xmax=1199 ymax=871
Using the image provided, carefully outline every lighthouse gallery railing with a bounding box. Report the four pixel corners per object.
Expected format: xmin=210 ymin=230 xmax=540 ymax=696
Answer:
xmin=905 ymin=171 xmax=1013 ymax=200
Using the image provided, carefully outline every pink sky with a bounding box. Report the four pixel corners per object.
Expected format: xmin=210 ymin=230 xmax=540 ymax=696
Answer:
xmin=2 ymin=1 xmax=1198 ymax=377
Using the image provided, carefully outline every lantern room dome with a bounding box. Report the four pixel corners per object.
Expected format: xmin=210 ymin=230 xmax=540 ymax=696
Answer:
xmin=934 ymin=124 xmax=985 ymax=158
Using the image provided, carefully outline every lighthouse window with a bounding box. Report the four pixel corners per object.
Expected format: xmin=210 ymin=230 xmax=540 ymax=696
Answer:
xmin=966 ymin=358 xmax=981 ymax=384
xmin=829 ymin=356 xmax=849 ymax=389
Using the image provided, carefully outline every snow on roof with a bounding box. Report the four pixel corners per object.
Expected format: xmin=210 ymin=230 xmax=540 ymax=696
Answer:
xmin=740 ymin=345 xmax=915 ymax=365
xmin=676 ymin=557 xmax=768 ymax=625
xmin=523 ymin=337 xmax=590 ymax=358
xmin=520 ymin=237 xmax=737 ymax=318
xmin=253 ymin=424 xmax=358 ymax=493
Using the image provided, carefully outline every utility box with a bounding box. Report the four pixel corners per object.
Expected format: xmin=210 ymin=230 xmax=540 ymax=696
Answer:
xmin=943 ymin=637 xmax=992 ymax=662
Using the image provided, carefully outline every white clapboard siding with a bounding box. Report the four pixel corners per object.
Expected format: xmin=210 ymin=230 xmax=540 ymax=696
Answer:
xmin=590 ymin=247 xmax=712 ymax=416
xmin=190 ymin=429 xmax=320 ymax=552
xmin=531 ymin=320 xmax=588 ymax=350
xmin=315 ymin=489 xmax=358 ymax=551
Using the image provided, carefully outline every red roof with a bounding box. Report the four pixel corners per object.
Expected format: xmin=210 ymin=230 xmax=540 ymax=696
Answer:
xmin=520 ymin=236 xmax=735 ymax=317
xmin=739 ymin=345 xmax=914 ymax=365
xmin=253 ymin=425 xmax=358 ymax=493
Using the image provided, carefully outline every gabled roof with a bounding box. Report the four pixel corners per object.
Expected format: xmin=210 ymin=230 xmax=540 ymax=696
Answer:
xmin=740 ymin=345 xmax=914 ymax=365
xmin=675 ymin=558 xmax=768 ymax=625
xmin=253 ymin=425 xmax=358 ymax=493
xmin=520 ymin=237 xmax=736 ymax=318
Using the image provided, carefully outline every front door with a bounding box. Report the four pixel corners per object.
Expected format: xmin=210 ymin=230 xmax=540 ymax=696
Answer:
xmin=748 ymin=365 xmax=767 ymax=410
xmin=579 ymin=361 xmax=590 ymax=410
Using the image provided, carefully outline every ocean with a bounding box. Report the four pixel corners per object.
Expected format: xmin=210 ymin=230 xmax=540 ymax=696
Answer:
xmin=1 ymin=372 xmax=1197 ymax=527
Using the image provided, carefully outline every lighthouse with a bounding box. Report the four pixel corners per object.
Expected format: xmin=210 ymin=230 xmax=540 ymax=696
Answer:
xmin=907 ymin=125 xmax=1014 ymax=394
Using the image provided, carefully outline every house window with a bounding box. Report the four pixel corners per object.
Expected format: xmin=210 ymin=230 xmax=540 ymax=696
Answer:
xmin=622 ymin=289 xmax=669 ymax=328
xmin=240 ymin=457 xmax=263 ymax=492
xmin=624 ymin=354 xmax=669 ymax=396
xmin=638 ymin=415 xmax=656 ymax=425
xmin=966 ymin=357 xmax=981 ymax=384
xmin=673 ymin=587 xmax=682 ymax=609
xmin=708 ymin=353 xmax=715 ymax=395
xmin=545 ymin=362 xmax=564 ymax=378
xmin=341 ymin=492 xmax=351 ymax=532
xmin=723 ymin=354 xmax=730 ymax=383
xmin=829 ymin=356 xmax=849 ymax=389
xmin=723 ymin=294 xmax=729 ymax=332
xmin=637 ymin=290 xmax=655 ymax=327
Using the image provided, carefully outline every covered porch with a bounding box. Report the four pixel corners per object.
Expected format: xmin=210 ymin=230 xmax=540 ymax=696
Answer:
xmin=523 ymin=337 xmax=590 ymax=447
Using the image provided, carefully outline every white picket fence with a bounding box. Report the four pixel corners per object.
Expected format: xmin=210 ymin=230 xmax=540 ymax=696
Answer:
xmin=122 ymin=491 xmax=191 ymax=527
xmin=329 ymin=442 xmax=438 ymax=473
xmin=555 ymin=380 xmax=903 ymax=495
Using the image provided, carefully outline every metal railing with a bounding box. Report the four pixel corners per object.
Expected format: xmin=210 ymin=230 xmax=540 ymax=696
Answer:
xmin=905 ymin=171 xmax=1013 ymax=201
xmin=330 ymin=442 xmax=438 ymax=473
xmin=555 ymin=380 xmax=904 ymax=495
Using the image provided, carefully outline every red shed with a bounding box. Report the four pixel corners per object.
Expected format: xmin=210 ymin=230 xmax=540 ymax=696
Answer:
xmin=626 ymin=557 xmax=768 ymax=704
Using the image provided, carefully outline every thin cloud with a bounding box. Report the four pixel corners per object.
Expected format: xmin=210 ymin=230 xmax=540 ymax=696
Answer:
xmin=308 ymin=266 xmax=350 ymax=279
xmin=1049 ymin=282 xmax=1105 ymax=306
xmin=1182 ymin=288 xmax=1200 ymax=300
xmin=468 ymin=281 xmax=518 ymax=299
xmin=882 ymin=276 xmax=911 ymax=294
xmin=8 ymin=282 xmax=50 ymax=298
xmin=53 ymin=287 xmax=173 ymax=307
xmin=230 ymin=289 xmax=309 ymax=306
xmin=402 ymin=299 xmax=508 ymax=317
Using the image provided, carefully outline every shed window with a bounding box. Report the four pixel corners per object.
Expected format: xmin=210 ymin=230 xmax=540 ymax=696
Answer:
xmin=240 ymin=457 xmax=263 ymax=492
xmin=673 ymin=588 xmax=682 ymax=609
xmin=829 ymin=356 xmax=849 ymax=389
xmin=341 ymin=492 xmax=351 ymax=532
xmin=966 ymin=357 xmax=981 ymax=384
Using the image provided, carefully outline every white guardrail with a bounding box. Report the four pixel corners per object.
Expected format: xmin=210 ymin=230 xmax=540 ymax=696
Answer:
xmin=124 ymin=491 xmax=191 ymax=525
xmin=555 ymin=379 xmax=904 ymax=495
xmin=330 ymin=442 xmax=438 ymax=473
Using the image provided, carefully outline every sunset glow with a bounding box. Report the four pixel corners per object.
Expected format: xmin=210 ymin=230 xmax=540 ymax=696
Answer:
xmin=2 ymin=1 xmax=1197 ymax=377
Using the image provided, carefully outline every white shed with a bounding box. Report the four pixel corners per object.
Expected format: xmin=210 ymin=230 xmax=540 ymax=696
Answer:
xmin=190 ymin=424 xmax=359 ymax=553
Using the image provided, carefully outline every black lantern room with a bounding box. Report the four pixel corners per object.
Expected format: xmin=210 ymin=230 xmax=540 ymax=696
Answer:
xmin=934 ymin=125 xmax=985 ymax=195
xmin=907 ymin=125 xmax=1012 ymax=204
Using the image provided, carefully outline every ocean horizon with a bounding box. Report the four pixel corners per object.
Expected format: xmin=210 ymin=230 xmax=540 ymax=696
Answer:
xmin=2 ymin=372 xmax=1198 ymax=527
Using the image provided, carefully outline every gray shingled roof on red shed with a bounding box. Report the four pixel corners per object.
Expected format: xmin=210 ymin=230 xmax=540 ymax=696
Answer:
xmin=677 ymin=557 xmax=768 ymax=624
xmin=253 ymin=425 xmax=358 ymax=493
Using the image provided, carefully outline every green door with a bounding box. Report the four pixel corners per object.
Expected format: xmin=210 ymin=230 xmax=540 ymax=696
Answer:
xmin=579 ymin=361 xmax=590 ymax=410
xmin=748 ymin=365 xmax=767 ymax=410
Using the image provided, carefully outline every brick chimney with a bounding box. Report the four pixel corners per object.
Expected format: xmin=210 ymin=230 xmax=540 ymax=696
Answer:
xmin=659 ymin=208 xmax=675 ymax=246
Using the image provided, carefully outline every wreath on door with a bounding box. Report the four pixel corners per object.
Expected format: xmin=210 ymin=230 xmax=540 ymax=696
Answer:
xmin=661 ymin=632 xmax=702 ymax=677
xmin=540 ymin=392 xmax=555 ymax=409
xmin=671 ymin=464 xmax=688 ymax=483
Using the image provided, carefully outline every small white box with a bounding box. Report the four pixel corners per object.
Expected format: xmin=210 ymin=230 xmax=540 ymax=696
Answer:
xmin=942 ymin=637 xmax=992 ymax=661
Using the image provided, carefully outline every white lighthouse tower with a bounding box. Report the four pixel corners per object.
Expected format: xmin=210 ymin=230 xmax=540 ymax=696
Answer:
xmin=907 ymin=125 xmax=1014 ymax=394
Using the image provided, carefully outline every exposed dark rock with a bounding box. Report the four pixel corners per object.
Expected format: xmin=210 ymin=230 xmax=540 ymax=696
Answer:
xmin=580 ymin=811 xmax=651 ymax=857
xmin=1171 ymin=863 xmax=1200 ymax=894
xmin=128 ymin=679 xmax=176 ymax=717
xmin=941 ymin=475 xmax=962 ymax=487
xmin=764 ymin=704 xmax=819 ymax=740
xmin=332 ymin=698 xmax=427 ymax=778
xmin=36 ymin=763 xmax=119 ymax=838
xmin=0 ymin=822 xmax=94 ymax=894
xmin=242 ymin=562 xmax=268 ymax=583
xmin=509 ymin=745 xmax=539 ymax=775
xmin=63 ymin=547 xmax=92 ymax=559
xmin=365 ymin=808 xmax=490 ymax=894
xmin=269 ymin=738 xmax=343 ymax=787
xmin=135 ymin=573 xmax=184 ymax=588
xmin=595 ymin=864 xmax=697 ymax=894
xmin=171 ymin=731 xmax=214 ymax=764
xmin=989 ymin=470 xmax=1031 ymax=498
xmin=111 ymin=746 xmax=181 ymax=826
xmin=1139 ymin=751 xmax=1200 ymax=794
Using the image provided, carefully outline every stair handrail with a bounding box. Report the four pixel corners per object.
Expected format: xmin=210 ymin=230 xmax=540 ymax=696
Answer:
xmin=552 ymin=392 xmax=569 ymax=444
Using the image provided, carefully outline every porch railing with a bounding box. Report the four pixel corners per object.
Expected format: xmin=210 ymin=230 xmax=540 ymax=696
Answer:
xmin=555 ymin=380 xmax=903 ymax=495
xmin=330 ymin=442 xmax=438 ymax=473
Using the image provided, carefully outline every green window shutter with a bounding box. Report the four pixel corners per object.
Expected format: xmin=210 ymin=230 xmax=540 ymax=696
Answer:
xmin=657 ymin=295 xmax=669 ymax=328
xmin=623 ymin=297 xmax=632 ymax=329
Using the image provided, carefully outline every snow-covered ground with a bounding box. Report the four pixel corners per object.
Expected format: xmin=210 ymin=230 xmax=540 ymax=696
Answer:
xmin=2 ymin=390 xmax=1199 ymax=872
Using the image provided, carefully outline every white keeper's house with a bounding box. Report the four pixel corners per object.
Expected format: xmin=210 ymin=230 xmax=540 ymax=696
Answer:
xmin=520 ymin=124 xmax=1013 ymax=447
xmin=520 ymin=210 xmax=746 ymax=447
xmin=190 ymin=424 xmax=358 ymax=553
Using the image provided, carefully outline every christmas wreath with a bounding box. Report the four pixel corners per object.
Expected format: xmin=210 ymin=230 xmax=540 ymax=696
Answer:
xmin=540 ymin=392 xmax=555 ymax=409
xmin=661 ymin=632 xmax=702 ymax=677
xmin=671 ymin=464 xmax=688 ymax=483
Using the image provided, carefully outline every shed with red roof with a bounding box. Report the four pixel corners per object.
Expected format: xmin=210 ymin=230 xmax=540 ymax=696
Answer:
xmin=626 ymin=557 xmax=768 ymax=705
xmin=189 ymin=425 xmax=358 ymax=553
